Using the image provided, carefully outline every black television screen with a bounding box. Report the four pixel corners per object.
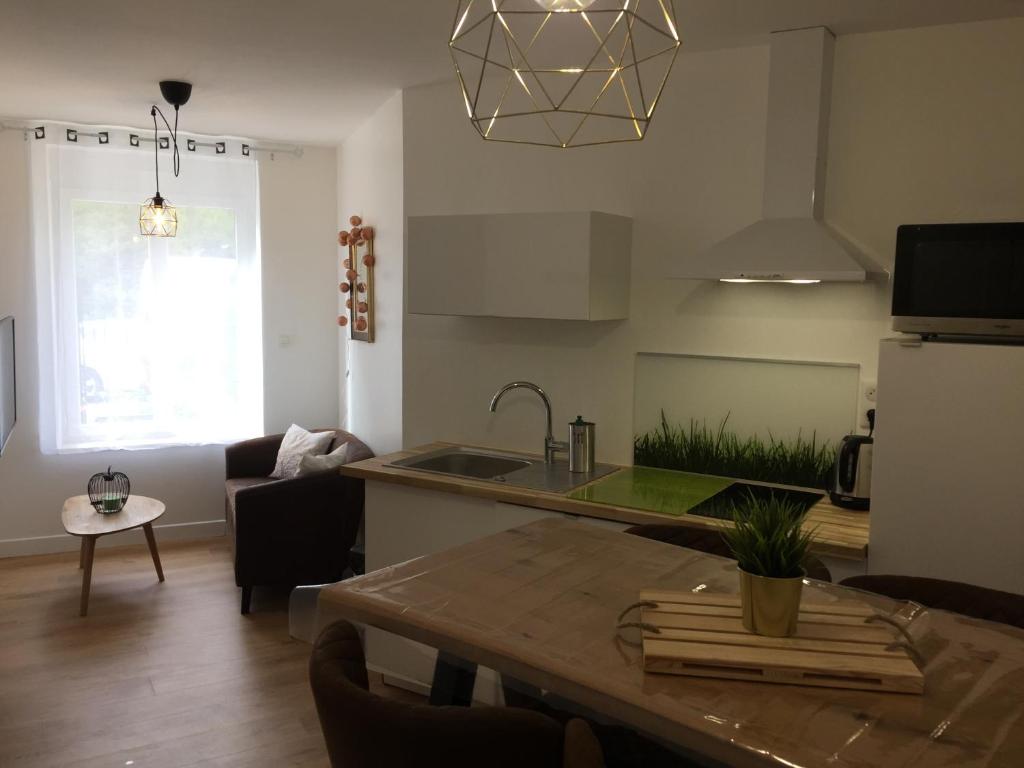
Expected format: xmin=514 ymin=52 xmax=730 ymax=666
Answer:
xmin=0 ymin=316 xmax=15 ymax=455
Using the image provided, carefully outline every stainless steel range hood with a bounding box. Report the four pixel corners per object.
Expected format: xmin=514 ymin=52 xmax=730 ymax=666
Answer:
xmin=675 ymin=27 xmax=878 ymax=283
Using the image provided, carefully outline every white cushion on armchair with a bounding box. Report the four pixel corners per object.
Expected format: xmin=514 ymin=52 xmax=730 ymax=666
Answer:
xmin=270 ymin=424 xmax=333 ymax=479
xmin=297 ymin=442 xmax=350 ymax=477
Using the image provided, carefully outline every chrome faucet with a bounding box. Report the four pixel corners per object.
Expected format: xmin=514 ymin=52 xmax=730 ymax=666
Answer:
xmin=489 ymin=381 xmax=569 ymax=464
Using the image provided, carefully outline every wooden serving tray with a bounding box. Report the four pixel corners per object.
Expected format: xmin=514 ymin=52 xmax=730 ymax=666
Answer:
xmin=639 ymin=590 xmax=924 ymax=694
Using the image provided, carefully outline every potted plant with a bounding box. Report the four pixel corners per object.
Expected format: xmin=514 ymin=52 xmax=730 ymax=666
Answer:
xmin=721 ymin=493 xmax=816 ymax=637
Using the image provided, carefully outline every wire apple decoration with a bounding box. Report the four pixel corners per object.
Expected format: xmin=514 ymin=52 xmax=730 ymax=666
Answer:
xmin=88 ymin=467 xmax=131 ymax=515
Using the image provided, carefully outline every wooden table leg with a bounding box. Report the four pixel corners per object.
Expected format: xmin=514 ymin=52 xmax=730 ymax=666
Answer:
xmin=79 ymin=536 xmax=96 ymax=617
xmin=143 ymin=523 xmax=165 ymax=582
xmin=79 ymin=538 xmax=86 ymax=569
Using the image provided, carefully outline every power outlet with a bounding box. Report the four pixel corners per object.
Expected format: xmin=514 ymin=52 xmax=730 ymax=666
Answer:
xmin=859 ymin=381 xmax=877 ymax=429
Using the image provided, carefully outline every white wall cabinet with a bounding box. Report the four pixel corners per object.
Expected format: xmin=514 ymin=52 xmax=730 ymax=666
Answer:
xmin=407 ymin=211 xmax=632 ymax=320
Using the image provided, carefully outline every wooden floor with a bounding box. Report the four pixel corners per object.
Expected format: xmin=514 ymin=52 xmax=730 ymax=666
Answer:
xmin=0 ymin=536 xmax=416 ymax=767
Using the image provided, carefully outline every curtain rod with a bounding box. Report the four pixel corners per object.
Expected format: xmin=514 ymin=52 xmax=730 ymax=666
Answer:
xmin=0 ymin=119 xmax=304 ymax=159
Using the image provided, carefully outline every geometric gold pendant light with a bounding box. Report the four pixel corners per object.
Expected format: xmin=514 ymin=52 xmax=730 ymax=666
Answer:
xmin=449 ymin=0 xmax=681 ymax=148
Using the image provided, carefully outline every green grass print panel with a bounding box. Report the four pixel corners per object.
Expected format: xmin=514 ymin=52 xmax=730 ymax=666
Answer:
xmin=568 ymin=467 xmax=733 ymax=517
xmin=635 ymin=412 xmax=836 ymax=490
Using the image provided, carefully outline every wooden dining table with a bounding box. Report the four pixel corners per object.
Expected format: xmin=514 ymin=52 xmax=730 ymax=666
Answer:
xmin=318 ymin=518 xmax=1024 ymax=768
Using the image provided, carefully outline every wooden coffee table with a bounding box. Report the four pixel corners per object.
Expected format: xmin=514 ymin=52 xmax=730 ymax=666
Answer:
xmin=61 ymin=495 xmax=166 ymax=616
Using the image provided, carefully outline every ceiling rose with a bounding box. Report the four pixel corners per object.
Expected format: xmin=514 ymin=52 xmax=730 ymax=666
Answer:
xmin=449 ymin=0 xmax=681 ymax=148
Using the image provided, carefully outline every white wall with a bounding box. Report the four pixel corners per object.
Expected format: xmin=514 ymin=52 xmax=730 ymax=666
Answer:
xmin=401 ymin=45 xmax=884 ymax=464
xmin=827 ymin=19 xmax=1024 ymax=243
xmin=400 ymin=18 xmax=1024 ymax=465
xmin=260 ymin=146 xmax=340 ymax=434
xmin=337 ymin=92 xmax=404 ymax=455
xmin=0 ymin=132 xmax=339 ymax=555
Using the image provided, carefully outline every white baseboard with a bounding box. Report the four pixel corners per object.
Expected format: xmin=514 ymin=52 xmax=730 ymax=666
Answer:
xmin=0 ymin=519 xmax=226 ymax=559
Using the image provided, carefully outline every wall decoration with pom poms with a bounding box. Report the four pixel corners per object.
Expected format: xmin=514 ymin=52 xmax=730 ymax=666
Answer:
xmin=337 ymin=215 xmax=375 ymax=343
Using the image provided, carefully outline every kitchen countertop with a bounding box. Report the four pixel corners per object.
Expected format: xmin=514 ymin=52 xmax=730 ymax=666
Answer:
xmin=341 ymin=442 xmax=869 ymax=561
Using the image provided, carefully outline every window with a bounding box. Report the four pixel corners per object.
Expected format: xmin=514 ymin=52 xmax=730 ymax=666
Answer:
xmin=31 ymin=135 xmax=263 ymax=452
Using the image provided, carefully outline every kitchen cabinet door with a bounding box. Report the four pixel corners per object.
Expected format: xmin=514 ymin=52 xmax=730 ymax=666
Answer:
xmin=407 ymin=212 xmax=631 ymax=320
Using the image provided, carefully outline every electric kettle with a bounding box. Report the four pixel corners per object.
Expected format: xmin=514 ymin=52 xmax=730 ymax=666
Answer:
xmin=829 ymin=410 xmax=874 ymax=511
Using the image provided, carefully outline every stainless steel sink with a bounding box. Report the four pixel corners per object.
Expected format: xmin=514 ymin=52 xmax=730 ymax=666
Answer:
xmin=396 ymin=450 xmax=530 ymax=479
xmin=389 ymin=446 xmax=617 ymax=493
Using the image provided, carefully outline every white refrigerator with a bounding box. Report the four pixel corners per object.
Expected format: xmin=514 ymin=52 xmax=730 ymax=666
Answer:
xmin=870 ymin=338 xmax=1024 ymax=594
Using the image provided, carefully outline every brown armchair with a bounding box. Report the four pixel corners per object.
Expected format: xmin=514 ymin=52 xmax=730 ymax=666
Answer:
xmin=309 ymin=620 xmax=605 ymax=768
xmin=225 ymin=429 xmax=373 ymax=614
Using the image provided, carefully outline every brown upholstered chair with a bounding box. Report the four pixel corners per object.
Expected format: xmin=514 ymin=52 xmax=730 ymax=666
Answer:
xmin=225 ymin=429 xmax=373 ymax=614
xmin=309 ymin=620 xmax=605 ymax=768
xmin=839 ymin=575 xmax=1024 ymax=629
xmin=624 ymin=524 xmax=833 ymax=582
xmin=502 ymin=682 xmax=698 ymax=768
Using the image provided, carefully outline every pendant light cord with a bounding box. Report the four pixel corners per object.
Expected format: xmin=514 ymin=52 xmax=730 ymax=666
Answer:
xmin=150 ymin=104 xmax=182 ymax=197
xmin=151 ymin=107 xmax=160 ymax=197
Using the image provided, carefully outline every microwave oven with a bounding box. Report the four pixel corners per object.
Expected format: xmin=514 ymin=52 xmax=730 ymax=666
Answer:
xmin=892 ymin=223 xmax=1024 ymax=338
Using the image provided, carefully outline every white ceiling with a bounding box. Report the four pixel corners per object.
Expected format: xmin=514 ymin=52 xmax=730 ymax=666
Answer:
xmin=2 ymin=0 xmax=1023 ymax=145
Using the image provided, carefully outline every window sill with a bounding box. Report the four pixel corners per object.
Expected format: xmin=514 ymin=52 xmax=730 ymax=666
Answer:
xmin=51 ymin=436 xmax=261 ymax=455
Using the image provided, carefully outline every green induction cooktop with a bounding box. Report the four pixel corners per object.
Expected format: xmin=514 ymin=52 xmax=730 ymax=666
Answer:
xmin=567 ymin=466 xmax=733 ymax=517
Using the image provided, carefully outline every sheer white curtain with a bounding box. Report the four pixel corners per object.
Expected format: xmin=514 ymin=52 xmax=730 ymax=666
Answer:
xmin=30 ymin=128 xmax=263 ymax=453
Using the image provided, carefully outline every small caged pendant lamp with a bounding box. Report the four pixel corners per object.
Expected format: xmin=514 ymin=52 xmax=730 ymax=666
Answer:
xmin=139 ymin=196 xmax=177 ymax=237
xmin=139 ymin=106 xmax=178 ymax=237
xmin=140 ymin=80 xmax=191 ymax=237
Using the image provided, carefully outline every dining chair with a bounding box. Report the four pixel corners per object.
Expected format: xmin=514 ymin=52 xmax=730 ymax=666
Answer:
xmin=624 ymin=524 xmax=833 ymax=582
xmin=839 ymin=575 xmax=1024 ymax=629
xmin=309 ymin=620 xmax=606 ymax=768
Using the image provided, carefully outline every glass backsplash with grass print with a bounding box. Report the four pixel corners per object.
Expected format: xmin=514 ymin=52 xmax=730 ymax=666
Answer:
xmin=634 ymin=412 xmax=837 ymax=491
